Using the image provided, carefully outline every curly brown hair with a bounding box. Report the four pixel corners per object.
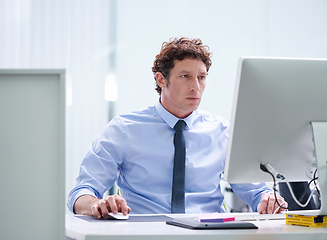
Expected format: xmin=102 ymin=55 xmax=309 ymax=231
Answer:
xmin=152 ymin=37 xmax=213 ymax=95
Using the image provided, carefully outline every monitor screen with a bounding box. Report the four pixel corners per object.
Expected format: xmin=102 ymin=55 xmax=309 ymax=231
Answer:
xmin=224 ymin=57 xmax=327 ymax=184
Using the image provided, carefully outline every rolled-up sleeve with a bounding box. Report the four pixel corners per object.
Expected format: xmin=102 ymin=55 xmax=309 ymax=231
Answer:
xmin=230 ymin=183 xmax=272 ymax=212
xmin=67 ymin=117 xmax=125 ymax=213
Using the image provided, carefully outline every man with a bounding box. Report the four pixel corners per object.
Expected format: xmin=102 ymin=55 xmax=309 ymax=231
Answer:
xmin=68 ymin=37 xmax=287 ymax=219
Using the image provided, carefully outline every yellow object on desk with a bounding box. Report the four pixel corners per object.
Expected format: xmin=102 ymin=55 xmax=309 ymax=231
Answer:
xmin=286 ymin=214 xmax=327 ymax=228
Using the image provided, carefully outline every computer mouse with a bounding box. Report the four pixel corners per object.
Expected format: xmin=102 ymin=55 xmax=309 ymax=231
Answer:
xmin=108 ymin=212 xmax=129 ymax=220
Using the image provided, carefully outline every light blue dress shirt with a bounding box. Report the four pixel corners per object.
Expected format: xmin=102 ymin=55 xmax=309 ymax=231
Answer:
xmin=68 ymin=101 xmax=271 ymax=214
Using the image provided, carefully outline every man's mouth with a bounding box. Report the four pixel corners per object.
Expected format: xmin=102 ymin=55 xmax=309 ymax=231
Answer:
xmin=187 ymin=97 xmax=200 ymax=100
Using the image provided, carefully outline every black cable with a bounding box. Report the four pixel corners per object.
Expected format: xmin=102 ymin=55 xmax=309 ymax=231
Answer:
xmin=313 ymin=169 xmax=320 ymax=196
xmin=259 ymin=163 xmax=319 ymax=210
xmin=297 ymin=169 xmax=318 ymax=204
xmin=259 ymin=164 xmax=287 ymax=209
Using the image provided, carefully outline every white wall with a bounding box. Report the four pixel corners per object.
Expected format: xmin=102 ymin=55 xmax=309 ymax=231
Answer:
xmin=115 ymin=0 xmax=327 ymax=120
xmin=66 ymin=0 xmax=111 ymax=201
xmin=0 ymin=0 xmax=111 ymax=208
xmin=0 ymin=0 xmax=327 ymax=213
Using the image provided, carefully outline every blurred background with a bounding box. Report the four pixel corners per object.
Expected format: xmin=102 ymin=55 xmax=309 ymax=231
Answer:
xmin=1 ymin=0 xmax=327 ymax=212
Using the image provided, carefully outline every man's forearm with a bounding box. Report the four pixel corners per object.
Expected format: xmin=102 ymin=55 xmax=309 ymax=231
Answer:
xmin=74 ymin=195 xmax=99 ymax=215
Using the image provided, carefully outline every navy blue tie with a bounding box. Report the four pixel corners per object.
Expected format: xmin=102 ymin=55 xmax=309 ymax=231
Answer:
xmin=171 ymin=120 xmax=186 ymax=213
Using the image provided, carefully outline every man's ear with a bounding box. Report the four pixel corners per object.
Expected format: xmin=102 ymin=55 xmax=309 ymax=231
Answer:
xmin=155 ymin=72 xmax=167 ymax=88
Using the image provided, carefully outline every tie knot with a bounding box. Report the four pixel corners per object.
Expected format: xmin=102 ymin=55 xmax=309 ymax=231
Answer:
xmin=174 ymin=120 xmax=186 ymax=132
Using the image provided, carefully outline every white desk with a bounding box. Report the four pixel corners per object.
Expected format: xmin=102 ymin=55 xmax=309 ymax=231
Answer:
xmin=66 ymin=213 xmax=327 ymax=240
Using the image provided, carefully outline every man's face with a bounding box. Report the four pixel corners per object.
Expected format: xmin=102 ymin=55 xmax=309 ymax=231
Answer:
xmin=157 ymin=58 xmax=207 ymax=119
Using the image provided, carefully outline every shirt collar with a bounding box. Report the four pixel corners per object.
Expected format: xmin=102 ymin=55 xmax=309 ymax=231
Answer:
xmin=155 ymin=100 xmax=197 ymax=130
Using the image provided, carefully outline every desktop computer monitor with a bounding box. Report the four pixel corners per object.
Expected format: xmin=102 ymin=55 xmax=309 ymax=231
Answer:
xmin=223 ymin=57 xmax=327 ymax=215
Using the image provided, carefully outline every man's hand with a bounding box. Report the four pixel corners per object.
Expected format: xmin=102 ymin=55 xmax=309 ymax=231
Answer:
xmin=91 ymin=194 xmax=131 ymax=219
xmin=257 ymin=193 xmax=288 ymax=214
xmin=74 ymin=194 xmax=131 ymax=219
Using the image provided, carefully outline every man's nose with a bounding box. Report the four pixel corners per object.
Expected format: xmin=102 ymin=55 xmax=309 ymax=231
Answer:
xmin=190 ymin=78 xmax=200 ymax=91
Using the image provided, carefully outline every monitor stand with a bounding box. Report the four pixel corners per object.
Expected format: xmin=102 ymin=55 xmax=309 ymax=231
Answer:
xmin=311 ymin=122 xmax=327 ymax=216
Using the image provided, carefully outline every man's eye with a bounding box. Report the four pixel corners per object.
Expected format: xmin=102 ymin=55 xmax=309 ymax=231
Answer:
xmin=181 ymin=75 xmax=188 ymax=78
xmin=199 ymin=76 xmax=206 ymax=80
